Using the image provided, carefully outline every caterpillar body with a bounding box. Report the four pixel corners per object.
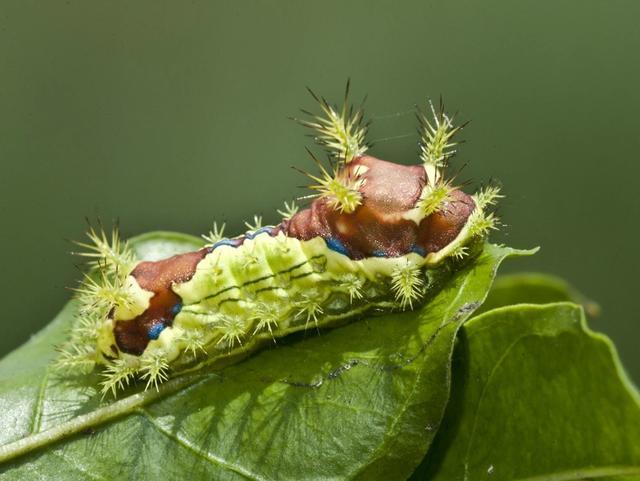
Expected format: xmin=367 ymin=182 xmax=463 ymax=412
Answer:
xmin=58 ymin=88 xmax=501 ymax=396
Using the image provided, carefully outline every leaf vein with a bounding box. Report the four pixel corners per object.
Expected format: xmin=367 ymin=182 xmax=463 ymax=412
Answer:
xmin=513 ymin=465 xmax=640 ymax=481
xmin=463 ymin=333 xmax=530 ymax=480
xmin=29 ymin=368 xmax=50 ymax=435
xmin=52 ymin=449 xmax=109 ymax=481
xmin=137 ymin=409 xmax=266 ymax=481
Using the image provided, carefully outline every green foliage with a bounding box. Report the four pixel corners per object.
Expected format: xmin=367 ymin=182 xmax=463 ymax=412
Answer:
xmin=0 ymin=233 xmax=638 ymax=480
xmin=477 ymin=272 xmax=601 ymax=317
xmin=411 ymin=303 xmax=640 ymax=480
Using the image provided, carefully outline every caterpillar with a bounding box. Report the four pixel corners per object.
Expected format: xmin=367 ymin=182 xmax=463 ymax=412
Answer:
xmin=56 ymin=86 xmax=502 ymax=396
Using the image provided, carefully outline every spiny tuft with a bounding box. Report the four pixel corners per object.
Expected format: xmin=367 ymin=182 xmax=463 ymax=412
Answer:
xmin=418 ymin=99 xmax=463 ymax=169
xmin=202 ymin=221 xmax=226 ymax=246
xmin=54 ymin=343 xmax=96 ymax=373
xmin=277 ymin=200 xmax=299 ymax=220
xmin=69 ymin=310 xmax=102 ymax=342
xmin=474 ymin=185 xmax=503 ymax=210
xmin=295 ymin=289 xmax=325 ymax=327
xmin=306 ymin=163 xmax=363 ymax=213
xmin=244 ymin=215 xmax=263 ymax=231
xmin=179 ymin=329 xmax=207 ymax=358
xmin=101 ymin=358 xmax=138 ymax=397
xmin=468 ymin=210 xmax=500 ymax=237
xmin=140 ymin=352 xmax=170 ymax=392
xmin=296 ymin=81 xmax=368 ymax=162
xmin=417 ymin=179 xmax=454 ymax=216
xmin=74 ymin=269 xmax=136 ymax=317
xmin=251 ymin=301 xmax=281 ymax=336
xmin=337 ymin=273 xmax=365 ymax=303
xmin=73 ymin=224 xmax=135 ymax=277
xmin=452 ymin=245 xmax=469 ymax=260
xmin=468 ymin=186 xmax=503 ymax=237
xmin=240 ymin=245 xmax=260 ymax=269
xmin=390 ymin=261 xmax=425 ymax=309
xmin=216 ymin=315 xmax=247 ymax=348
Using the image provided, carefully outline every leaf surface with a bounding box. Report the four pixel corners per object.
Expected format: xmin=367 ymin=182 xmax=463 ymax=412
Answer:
xmin=412 ymin=303 xmax=640 ymax=481
xmin=0 ymin=233 xmax=525 ymax=480
xmin=476 ymin=272 xmax=600 ymax=317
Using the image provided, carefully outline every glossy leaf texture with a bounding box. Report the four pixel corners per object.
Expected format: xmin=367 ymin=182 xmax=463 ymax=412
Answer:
xmin=412 ymin=303 xmax=640 ymax=480
xmin=0 ymin=233 xmax=524 ymax=480
xmin=476 ymin=272 xmax=600 ymax=317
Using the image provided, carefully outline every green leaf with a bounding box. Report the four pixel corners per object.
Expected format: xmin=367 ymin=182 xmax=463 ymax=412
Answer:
xmin=412 ymin=303 xmax=640 ymax=480
xmin=476 ymin=272 xmax=600 ymax=317
xmin=0 ymin=234 xmax=527 ymax=480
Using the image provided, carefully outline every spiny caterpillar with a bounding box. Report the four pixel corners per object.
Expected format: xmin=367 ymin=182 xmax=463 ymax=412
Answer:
xmin=56 ymin=85 xmax=502 ymax=396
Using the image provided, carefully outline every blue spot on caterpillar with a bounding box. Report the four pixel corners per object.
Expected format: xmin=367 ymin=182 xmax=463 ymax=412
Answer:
xmin=147 ymin=322 xmax=166 ymax=341
xmin=57 ymin=88 xmax=502 ymax=396
xmin=170 ymin=302 xmax=182 ymax=316
xmin=325 ymin=237 xmax=350 ymax=257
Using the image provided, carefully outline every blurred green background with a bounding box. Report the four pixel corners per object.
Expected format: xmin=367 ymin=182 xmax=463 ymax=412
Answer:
xmin=1 ymin=0 xmax=638 ymax=382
